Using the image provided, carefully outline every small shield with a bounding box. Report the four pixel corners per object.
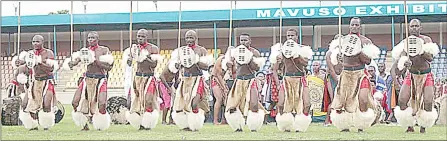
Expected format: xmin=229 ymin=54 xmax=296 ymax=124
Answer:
xmin=24 ymin=51 xmax=36 ymax=69
xmin=282 ymin=39 xmax=299 ymax=58
xmin=341 ymin=35 xmax=362 ymax=56
xmin=179 ymin=46 xmax=198 ymax=68
xmin=404 ymin=36 xmax=424 ymax=57
xmin=79 ymin=48 xmax=95 ymax=64
xmin=232 ymin=45 xmax=253 ymax=65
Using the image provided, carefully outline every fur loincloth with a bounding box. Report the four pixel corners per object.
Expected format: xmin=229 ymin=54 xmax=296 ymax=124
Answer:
xmin=24 ymin=79 xmax=55 ymax=113
xmin=282 ymin=76 xmax=306 ymax=114
xmin=77 ymin=77 xmax=107 ymax=116
xmin=225 ymin=79 xmax=267 ymax=116
xmin=331 ymin=69 xmax=375 ymax=113
xmin=173 ymin=76 xmax=206 ymax=112
xmin=130 ymin=76 xmax=159 ymax=114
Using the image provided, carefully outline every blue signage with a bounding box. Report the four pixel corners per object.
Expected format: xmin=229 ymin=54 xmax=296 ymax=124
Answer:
xmin=1 ymin=2 xmax=446 ymax=27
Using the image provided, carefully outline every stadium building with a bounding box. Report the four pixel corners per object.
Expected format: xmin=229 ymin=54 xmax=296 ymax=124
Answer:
xmin=1 ymin=2 xmax=446 ymax=98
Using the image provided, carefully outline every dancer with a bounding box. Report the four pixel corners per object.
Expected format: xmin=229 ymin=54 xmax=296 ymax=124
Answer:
xmin=123 ymin=29 xmax=163 ymax=130
xmin=63 ymin=31 xmax=114 ymax=131
xmin=329 ymin=17 xmax=381 ymax=132
xmin=223 ymin=33 xmax=267 ymax=132
xmin=392 ymin=19 xmax=440 ymax=133
xmin=168 ymin=30 xmax=214 ymax=131
xmin=270 ymin=28 xmax=314 ymax=132
xmin=19 ymin=35 xmax=59 ymax=130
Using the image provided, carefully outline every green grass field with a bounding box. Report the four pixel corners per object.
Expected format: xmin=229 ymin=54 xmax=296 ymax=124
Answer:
xmin=2 ymin=105 xmax=446 ymax=140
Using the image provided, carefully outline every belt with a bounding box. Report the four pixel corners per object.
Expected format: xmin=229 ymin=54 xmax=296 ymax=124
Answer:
xmin=285 ymin=72 xmax=305 ymax=76
xmin=184 ymin=72 xmax=203 ymax=77
xmin=85 ymin=73 xmax=107 ymax=79
xmin=136 ymin=72 xmax=154 ymax=77
xmin=35 ymin=76 xmax=53 ymax=81
xmin=236 ymin=74 xmax=255 ymax=80
xmin=343 ymin=65 xmax=365 ymax=71
xmin=410 ymin=68 xmax=431 ymax=75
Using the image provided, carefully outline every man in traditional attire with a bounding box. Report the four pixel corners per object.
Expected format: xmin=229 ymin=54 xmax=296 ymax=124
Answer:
xmin=18 ymin=35 xmax=59 ymax=130
xmin=160 ymin=63 xmax=179 ymax=125
xmin=211 ymin=54 xmax=229 ymax=125
xmin=222 ymin=33 xmax=267 ymax=132
xmin=329 ymin=17 xmax=381 ymax=132
xmin=322 ymin=34 xmax=343 ymax=127
xmin=123 ymin=29 xmax=163 ymax=130
xmin=269 ymin=28 xmax=314 ymax=132
xmin=63 ymin=31 xmax=114 ymax=131
xmin=391 ymin=19 xmax=440 ymax=133
xmin=168 ymin=30 xmax=214 ymax=132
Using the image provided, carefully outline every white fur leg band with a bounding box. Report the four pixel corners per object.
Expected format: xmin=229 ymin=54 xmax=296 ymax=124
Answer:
xmin=141 ymin=110 xmax=160 ymax=129
xmin=72 ymin=111 xmax=88 ymax=127
xmin=92 ymin=112 xmax=111 ymax=131
xmin=125 ymin=111 xmax=142 ymax=129
xmin=172 ymin=111 xmax=189 ymax=129
xmin=397 ymin=56 xmax=409 ymax=71
xmin=275 ymin=113 xmax=294 ymax=132
xmin=187 ymin=109 xmax=205 ymax=131
xmin=353 ymin=108 xmax=375 ymax=130
xmin=246 ymin=110 xmax=265 ymax=131
xmin=293 ymin=113 xmax=312 ymax=132
xmin=38 ymin=110 xmax=55 ymax=129
xmin=416 ymin=109 xmax=438 ymax=128
xmin=330 ymin=111 xmax=354 ymax=130
xmin=224 ymin=109 xmax=245 ymax=131
xmin=394 ymin=106 xmax=416 ymax=128
xmin=19 ymin=111 xmax=38 ymax=130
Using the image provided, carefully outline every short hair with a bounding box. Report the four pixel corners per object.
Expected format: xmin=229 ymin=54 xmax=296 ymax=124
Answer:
xmin=88 ymin=31 xmax=100 ymax=39
xmin=286 ymin=28 xmax=298 ymax=36
xmin=240 ymin=33 xmax=250 ymax=37
xmin=350 ymin=17 xmax=362 ymax=24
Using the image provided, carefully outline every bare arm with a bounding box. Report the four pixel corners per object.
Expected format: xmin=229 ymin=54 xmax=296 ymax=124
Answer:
xmin=325 ymin=51 xmax=339 ymax=82
xmin=271 ymin=59 xmax=282 ymax=88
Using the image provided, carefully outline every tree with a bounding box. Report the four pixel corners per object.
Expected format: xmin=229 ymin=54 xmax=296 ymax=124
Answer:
xmin=48 ymin=10 xmax=70 ymax=15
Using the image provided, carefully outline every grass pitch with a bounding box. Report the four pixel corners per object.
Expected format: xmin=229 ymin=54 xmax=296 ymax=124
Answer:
xmin=2 ymin=105 xmax=446 ymax=140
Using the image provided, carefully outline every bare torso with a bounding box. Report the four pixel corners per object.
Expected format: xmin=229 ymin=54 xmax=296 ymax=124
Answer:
xmin=33 ymin=49 xmax=54 ymax=78
xmin=212 ymin=56 xmax=225 ymax=78
xmin=85 ymin=46 xmax=109 ymax=75
xmin=137 ymin=44 xmax=158 ymax=74
xmin=282 ymin=56 xmax=306 ymax=74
